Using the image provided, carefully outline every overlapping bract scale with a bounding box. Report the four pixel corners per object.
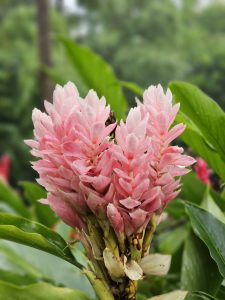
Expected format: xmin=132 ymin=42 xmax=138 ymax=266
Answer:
xmin=26 ymin=82 xmax=195 ymax=237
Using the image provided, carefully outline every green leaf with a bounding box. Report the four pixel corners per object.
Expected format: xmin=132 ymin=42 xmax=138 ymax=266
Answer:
xmin=20 ymin=181 xmax=57 ymax=227
xmin=148 ymin=291 xmax=217 ymax=300
xmin=20 ymin=182 xmax=47 ymax=206
xmin=0 ymin=181 xmax=30 ymax=218
xmin=179 ymin=173 xmax=206 ymax=205
xmin=185 ymin=202 xmax=225 ymax=278
xmin=0 ymin=242 xmax=45 ymax=278
xmin=166 ymin=198 xmax=186 ymax=218
xmin=0 ymin=270 xmax=39 ymax=286
xmin=0 ymin=240 xmax=93 ymax=296
xmin=158 ymin=224 xmax=190 ymax=255
xmin=181 ymin=232 xmax=222 ymax=295
xmin=169 ymin=81 xmax=225 ymax=163
xmin=60 ymin=37 xmax=128 ymax=119
xmin=119 ymin=80 xmax=143 ymax=96
xmin=147 ymin=290 xmax=188 ymax=300
xmin=188 ymin=291 xmax=218 ymax=300
xmin=216 ymin=285 xmax=225 ymax=299
xmin=0 ymin=281 xmax=91 ymax=300
xmin=179 ymin=173 xmax=225 ymax=212
xmin=177 ymin=117 xmax=225 ymax=182
xmin=201 ymin=187 xmax=225 ymax=224
xmin=0 ymin=213 xmax=82 ymax=268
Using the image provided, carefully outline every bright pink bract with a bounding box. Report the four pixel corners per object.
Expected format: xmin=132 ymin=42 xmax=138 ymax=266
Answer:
xmin=0 ymin=154 xmax=10 ymax=183
xmin=195 ymin=157 xmax=211 ymax=185
xmin=25 ymin=82 xmax=195 ymax=236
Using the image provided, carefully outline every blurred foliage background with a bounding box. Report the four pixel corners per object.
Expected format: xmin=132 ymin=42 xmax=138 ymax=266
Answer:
xmin=1 ymin=0 xmax=225 ymax=185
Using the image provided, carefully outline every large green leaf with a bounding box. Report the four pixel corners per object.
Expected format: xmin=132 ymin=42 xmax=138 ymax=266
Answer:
xmin=169 ymin=81 xmax=225 ymax=163
xmin=180 ymin=173 xmax=206 ymax=205
xmin=0 ymin=281 xmax=90 ymax=300
xmin=148 ymin=291 xmax=217 ymax=300
xmin=0 ymin=242 xmax=45 ymax=279
xmin=201 ymin=188 xmax=225 ymax=223
xmin=0 ymin=213 xmax=82 ymax=268
xmin=148 ymin=290 xmax=188 ymax=300
xmin=20 ymin=181 xmax=57 ymax=227
xmin=0 ymin=240 xmax=93 ymax=296
xmin=181 ymin=232 xmax=222 ymax=296
xmin=179 ymin=173 xmax=225 ymax=212
xmin=158 ymin=224 xmax=190 ymax=255
xmin=187 ymin=292 xmax=217 ymax=300
xmin=177 ymin=116 xmax=225 ymax=182
xmin=185 ymin=202 xmax=225 ymax=278
xmin=60 ymin=37 xmax=127 ymax=119
xmin=0 ymin=270 xmax=40 ymax=286
xmin=119 ymin=80 xmax=143 ymax=96
xmin=0 ymin=181 xmax=30 ymax=218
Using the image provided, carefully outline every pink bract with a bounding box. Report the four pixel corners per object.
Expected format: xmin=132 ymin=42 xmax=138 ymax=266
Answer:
xmin=195 ymin=158 xmax=211 ymax=185
xmin=0 ymin=154 xmax=10 ymax=183
xmin=25 ymin=82 xmax=195 ymax=236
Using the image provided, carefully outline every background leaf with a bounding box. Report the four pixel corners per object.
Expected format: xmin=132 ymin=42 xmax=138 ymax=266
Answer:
xmin=0 ymin=240 xmax=93 ymax=296
xmin=185 ymin=202 xmax=225 ymax=278
xmin=20 ymin=181 xmax=57 ymax=227
xmin=201 ymin=188 xmax=225 ymax=223
xmin=176 ymin=117 xmax=225 ymax=182
xmin=169 ymin=81 xmax=225 ymax=163
xmin=119 ymin=80 xmax=143 ymax=96
xmin=181 ymin=232 xmax=222 ymax=296
xmin=0 ymin=281 xmax=91 ymax=300
xmin=0 ymin=213 xmax=81 ymax=268
xmin=157 ymin=224 xmax=190 ymax=255
xmin=60 ymin=37 xmax=128 ymax=119
xmin=0 ymin=181 xmax=30 ymax=218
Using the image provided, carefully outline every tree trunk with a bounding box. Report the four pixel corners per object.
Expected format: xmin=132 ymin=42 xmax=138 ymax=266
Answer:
xmin=36 ymin=0 xmax=53 ymax=106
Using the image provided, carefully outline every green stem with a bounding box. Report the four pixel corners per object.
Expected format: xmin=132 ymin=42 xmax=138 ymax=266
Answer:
xmin=142 ymin=214 xmax=158 ymax=256
xmin=83 ymin=269 xmax=115 ymax=300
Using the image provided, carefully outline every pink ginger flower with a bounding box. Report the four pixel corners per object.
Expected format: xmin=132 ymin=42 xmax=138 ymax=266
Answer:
xmin=0 ymin=155 xmax=10 ymax=182
xmin=25 ymin=82 xmax=195 ymax=238
xmin=107 ymin=86 xmax=195 ymax=236
xmin=25 ymin=82 xmax=116 ymax=230
xmin=195 ymin=158 xmax=211 ymax=185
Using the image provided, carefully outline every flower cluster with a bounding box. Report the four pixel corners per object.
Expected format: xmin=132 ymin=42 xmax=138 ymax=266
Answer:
xmin=26 ymin=82 xmax=194 ymax=235
xmin=26 ymin=82 xmax=195 ymax=298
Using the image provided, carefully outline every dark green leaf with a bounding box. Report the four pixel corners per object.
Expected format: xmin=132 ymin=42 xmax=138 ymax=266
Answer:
xmin=0 ymin=213 xmax=82 ymax=268
xmin=185 ymin=202 xmax=225 ymax=278
xmin=158 ymin=224 xmax=189 ymax=255
xmin=180 ymin=173 xmax=206 ymax=205
xmin=166 ymin=198 xmax=186 ymax=218
xmin=181 ymin=232 xmax=222 ymax=295
xmin=179 ymin=173 xmax=225 ymax=212
xmin=176 ymin=112 xmax=225 ymax=182
xmin=169 ymin=81 xmax=225 ymax=163
xmin=20 ymin=181 xmax=57 ymax=227
xmin=0 ymin=181 xmax=30 ymax=218
xmin=188 ymin=291 xmax=218 ymax=300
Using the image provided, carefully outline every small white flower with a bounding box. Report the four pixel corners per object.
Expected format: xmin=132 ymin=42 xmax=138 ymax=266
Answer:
xmin=139 ymin=253 xmax=171 ymax=276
